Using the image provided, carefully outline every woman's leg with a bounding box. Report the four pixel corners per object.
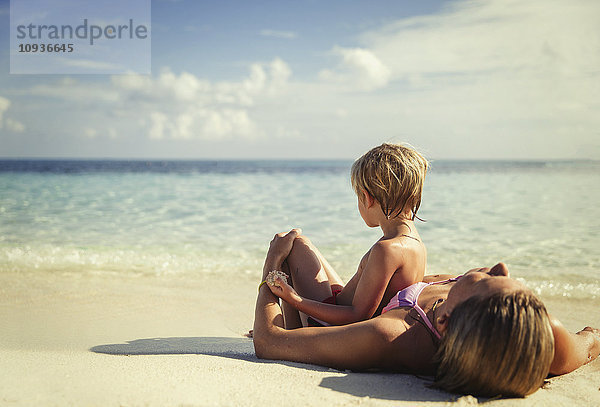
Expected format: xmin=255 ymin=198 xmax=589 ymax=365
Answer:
xmin=284 ymin=235 xmax=345 ymax=326
xmin=280 ymin=260 xmax=302 ymax=329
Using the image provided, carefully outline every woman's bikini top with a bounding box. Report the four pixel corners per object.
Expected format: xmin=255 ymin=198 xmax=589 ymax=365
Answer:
xmin=381 ymin=276 xmax=462 ymax=340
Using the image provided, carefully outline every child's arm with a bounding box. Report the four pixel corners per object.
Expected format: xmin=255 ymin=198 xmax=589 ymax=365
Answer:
xmin=549 ymin=316 xmax=600 ymax=375
xmin=270 ymin=241 xmax=415 ymax=325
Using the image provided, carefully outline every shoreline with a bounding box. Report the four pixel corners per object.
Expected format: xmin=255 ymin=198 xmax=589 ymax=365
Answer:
xmin=1 ymin=270 xmax=599 ymax=406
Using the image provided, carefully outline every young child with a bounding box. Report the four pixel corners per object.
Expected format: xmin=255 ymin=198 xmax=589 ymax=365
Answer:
xmin=265 ymin=143 xmax=429 ymax=327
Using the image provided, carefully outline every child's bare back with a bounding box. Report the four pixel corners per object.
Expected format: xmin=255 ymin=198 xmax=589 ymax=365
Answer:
xmin=335 ymin=219 xmax=427 ymax=317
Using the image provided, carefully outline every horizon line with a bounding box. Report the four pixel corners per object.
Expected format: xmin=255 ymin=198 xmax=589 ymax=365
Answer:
xmin=0 ymin=157 xmax=598 ymax=162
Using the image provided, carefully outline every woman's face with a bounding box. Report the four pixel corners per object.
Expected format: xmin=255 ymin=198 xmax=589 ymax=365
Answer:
xmin=444 ymin=263 xmax=527 ymax=309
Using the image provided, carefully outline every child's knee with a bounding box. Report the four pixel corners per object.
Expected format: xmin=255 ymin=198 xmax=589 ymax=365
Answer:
xmin=288 ymin=235 xmax=315 ymax=263
xmin=292 ymin=234 xmax=312 ymax=250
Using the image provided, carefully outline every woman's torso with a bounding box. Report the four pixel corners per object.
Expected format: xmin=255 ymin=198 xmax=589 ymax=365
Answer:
xmin=372 ymin=275 xmax=458 ymax=374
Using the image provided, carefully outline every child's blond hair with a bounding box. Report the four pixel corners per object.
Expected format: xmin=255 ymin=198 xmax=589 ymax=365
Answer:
xmin=350 ymin=143 xmax=428 ymax=220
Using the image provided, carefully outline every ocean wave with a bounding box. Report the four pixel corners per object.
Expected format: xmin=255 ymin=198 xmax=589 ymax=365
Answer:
xmin=2 ymin=245 xmax=598 ymax=301
xmin=0 ymin=245 xmax=263 ymax=277
xmin=521 ymin=278 xmax=600 ymax=300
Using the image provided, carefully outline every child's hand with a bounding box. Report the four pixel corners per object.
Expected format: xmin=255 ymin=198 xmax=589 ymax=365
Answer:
xmin=268 ymin=276 xmax=300 ymax=305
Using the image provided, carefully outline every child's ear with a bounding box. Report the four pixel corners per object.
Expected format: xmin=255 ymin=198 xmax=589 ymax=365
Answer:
xmin=362 ymin=190 xmax=375 ymax=208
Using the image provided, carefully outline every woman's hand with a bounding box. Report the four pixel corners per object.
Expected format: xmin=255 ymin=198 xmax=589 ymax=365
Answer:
xmin=578 ymin=327 xmax=600 ymax=364
xmin=268 ymin=276 xmax=301 ymax=305
xmin=264 ymin=228 xmax=302 ymax=270
xmin=580 ymin=326 xmax=599 ymax=337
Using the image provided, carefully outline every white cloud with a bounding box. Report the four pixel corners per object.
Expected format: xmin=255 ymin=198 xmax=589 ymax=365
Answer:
xmin=200 ymin=109 xmax=257 ymax=139
xmin=0 ymin=96 xmax=25 ymax=133
xmin=61 ymin=58 xmax=124 ymax=71
xmin=319 ymin=47 xmax=391 ymax=91
xmin=130 ymin=59 xmax=290 ymax=140
xmin=5 ymin=118 xmax=25 ymax=133
xmin=269 ymin=58 xmax=292 ymax=93
xmin=19 ymin=58 xmax=292 ymax=142
xmin=334 ymin=108 xmax=348 ymax=118
xmin=146 ymin=107 xmax=257 ymax=141
xmin=149 ymin=111 xmax=169 ymax=140
xmin=28 ymin=78 xmax=120 ymax=104
xmin=83 ymin=128 xmax=98 ymax=138
xmin=365 ymin=0 xmax=600 ymax=79
xmin=345 ymin=0 xmax=600 ymax=158
xmin=260 ymin=29 xmax=298 ymax=39
xmin=0 ymin=96 xmax=10 ymax=118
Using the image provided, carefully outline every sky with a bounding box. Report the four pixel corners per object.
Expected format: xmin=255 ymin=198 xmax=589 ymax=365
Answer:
xmin=0 ymin=0 xmax=599 ymax=160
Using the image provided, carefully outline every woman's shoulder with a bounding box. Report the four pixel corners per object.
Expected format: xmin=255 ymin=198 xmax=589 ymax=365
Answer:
xmin=371 ymin=311 xmax=439 ymax=372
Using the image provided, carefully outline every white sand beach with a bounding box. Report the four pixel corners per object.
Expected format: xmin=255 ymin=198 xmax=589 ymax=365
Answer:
xmin=1 ymin=270 xmax=598 ymax=406
xmin=2 ymin=0 xmax=599 ymax=404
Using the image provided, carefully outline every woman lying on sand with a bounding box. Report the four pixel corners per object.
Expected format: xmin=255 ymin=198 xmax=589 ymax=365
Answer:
xmin=252 ymin=229 xmax=600 ymax=398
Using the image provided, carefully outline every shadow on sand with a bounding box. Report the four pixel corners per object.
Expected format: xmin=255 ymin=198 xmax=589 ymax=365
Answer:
xmin=90 ymin=336 xmax=460 ymax=403
xmin=318 ymin=373 xmax=460 ymax=403
xmin=90 ymin=336 xmax=326 ymax=370
xmin=91 ymin=336 xmax=257 ymax=360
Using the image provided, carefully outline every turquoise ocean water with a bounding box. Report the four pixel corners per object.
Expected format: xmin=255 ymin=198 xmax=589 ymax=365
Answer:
xmin=1 ymin=160 xmax=598 ymax=303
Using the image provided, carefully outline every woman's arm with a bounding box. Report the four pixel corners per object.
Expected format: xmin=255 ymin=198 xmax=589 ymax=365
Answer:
xmin=269 ymin=241 xmax=406 ymax=325
xmin=253 ymin=281 xmax=400 ymax=370
xmin=549 ymin=316 xmax=600 ymax=375
xmin=252 ymin=230 xmax=401 ymax=369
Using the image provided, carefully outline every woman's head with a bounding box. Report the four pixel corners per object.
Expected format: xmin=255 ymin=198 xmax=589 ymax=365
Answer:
xmin=434 ymin=289 xmax=554 ymax=398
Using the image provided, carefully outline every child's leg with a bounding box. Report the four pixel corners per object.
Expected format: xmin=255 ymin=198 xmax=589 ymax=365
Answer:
xmin=293 ymin=235 xmax=345 ymax=290
xmin=285 ymin=235 xmax=344 ymax=326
